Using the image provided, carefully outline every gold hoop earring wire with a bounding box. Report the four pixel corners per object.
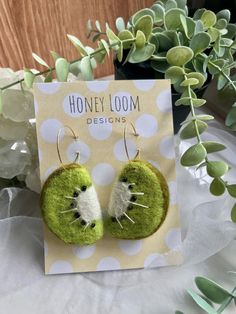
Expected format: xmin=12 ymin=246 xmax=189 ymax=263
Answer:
xmin=56 ymin=125 xmax=80 ymax=166
xmin=123 ymin=122 xmax=140 ymax=161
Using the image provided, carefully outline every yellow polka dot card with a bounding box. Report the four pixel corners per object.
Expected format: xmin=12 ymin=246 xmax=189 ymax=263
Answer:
xmin=34 ymin=79 xmax=182 ymax=275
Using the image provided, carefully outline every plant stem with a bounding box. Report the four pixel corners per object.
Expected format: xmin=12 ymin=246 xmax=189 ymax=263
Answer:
xmin=0 ymin=42 xmax=120 ymax=91
xmin=208 ymin=60 xmax=236 ymax=93
xmin=199 ymin=53 xmax=236 ymax=93
xmin=184 ymin=73 xmax=202 ymax=143
xmin=217 ymin=287 xmax=236 ymax=313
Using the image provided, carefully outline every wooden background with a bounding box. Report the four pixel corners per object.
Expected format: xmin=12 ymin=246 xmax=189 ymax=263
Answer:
xmin=0 ymin=0 xmax=153 ymax=78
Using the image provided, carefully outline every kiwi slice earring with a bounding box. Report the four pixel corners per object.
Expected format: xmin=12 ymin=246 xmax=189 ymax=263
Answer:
xmin=40 ymin=126 xmax=103 ymax=245
xmin=106 ymin=123 xmax=169 ymax=239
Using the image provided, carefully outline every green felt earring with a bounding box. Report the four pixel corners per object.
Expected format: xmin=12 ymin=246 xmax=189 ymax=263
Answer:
xmin=40 ymin=126 xmax=103 ymax=245
xmin=106 ymin=123 xmax=169 ymax=239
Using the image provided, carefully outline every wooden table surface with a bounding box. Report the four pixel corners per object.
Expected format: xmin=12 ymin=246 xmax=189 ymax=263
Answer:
xmin=0 ymin=0 xmax=153 ymax=78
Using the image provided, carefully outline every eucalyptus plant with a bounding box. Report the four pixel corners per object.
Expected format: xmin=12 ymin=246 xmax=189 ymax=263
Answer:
xmin=0 ymin=0 xmax=236 ymax=219
xmin=176 ymin=272 xmax=236 ymax=314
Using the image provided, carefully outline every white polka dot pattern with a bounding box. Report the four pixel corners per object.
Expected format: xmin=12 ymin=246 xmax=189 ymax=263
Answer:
xmin=135 ymin=114 xmax=158 ymax=138
xmin=48 ymin=260 xmax=74 ymax=274
xmin=91 ymin=163 xmax=115 ymax=186
xmin=40 ymin=119 xmax=64 ymax=143
xmin=96 ymin=257 xmax=121 ymax=271
xmin=118 ymin=240 xmax=143 ymax=256
xmin=34 ymin=79 xmax=180 ymax=275
xmin=73 ymin=244 xmax=96 ymax=259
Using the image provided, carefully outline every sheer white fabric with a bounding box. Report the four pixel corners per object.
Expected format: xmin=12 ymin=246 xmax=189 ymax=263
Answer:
xmin=0 ymin=121 xmax=235 ymax=313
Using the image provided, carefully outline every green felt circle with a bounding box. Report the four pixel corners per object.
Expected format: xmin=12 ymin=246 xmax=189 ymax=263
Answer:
xmin=105 ymin=160 xmax=169 ymax=239
xmin=40 ymin=164 xmax=103 ymax=245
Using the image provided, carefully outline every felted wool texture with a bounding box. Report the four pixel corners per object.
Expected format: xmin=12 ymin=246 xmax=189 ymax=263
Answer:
xmin=106 ymin=160 xmax=169 ymax=239
xmin=40 ymin=163 xmax=103 ymax=245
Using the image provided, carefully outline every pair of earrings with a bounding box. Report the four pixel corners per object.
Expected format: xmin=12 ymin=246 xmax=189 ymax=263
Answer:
xmin=40 ymin=124 xmax=169 ymax=245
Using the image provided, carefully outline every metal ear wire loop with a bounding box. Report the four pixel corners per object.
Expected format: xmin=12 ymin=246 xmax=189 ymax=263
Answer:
xmin=123 ymin=122 xmax=140 ymax=161
xmin=56 ymin=125 xmax=80 ymax=167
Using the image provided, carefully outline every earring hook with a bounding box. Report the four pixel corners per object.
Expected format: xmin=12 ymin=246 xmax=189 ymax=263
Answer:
xmin=123 ymin=122 xmax=140 ymax=161
xmin=56 ymin=125 xmax=80 ymax=165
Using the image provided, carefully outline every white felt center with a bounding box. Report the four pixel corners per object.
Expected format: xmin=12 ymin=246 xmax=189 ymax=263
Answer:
xmin=76 ymin=185 xmax=101 ymax=222
xmin=108 ymin=182 xmax=131 ymax=217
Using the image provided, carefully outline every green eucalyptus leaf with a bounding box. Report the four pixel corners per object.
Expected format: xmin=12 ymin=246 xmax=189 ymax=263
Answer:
xmin=181 ymin=143 xmax=207 ymax=167
xmin=210 ymin=178 xmax=226 ymax=196
xmin=44 ymin=71 xmax=53 ymax=82
xmin=202 ymin=141 xmax=226 ymax=153
xmin=217 ymin=74 xmax=228 ymax=90
xmin=225 ymin=107 xmax=236 ymax=130
xmin=190 ymin=32 xmax=211 ymax=55
xmin=185 ymin=17 xmax=196 ymax=38
xmin=32 ymin=52 xmax=49 ymax=68
xmin=132 ymin=8 xmax=155 ymax=25
xmin=195 ymin=114 xmax=214 ymax=121
xmin=155 ymin=33 xmax=173 ymax=51
xmin=207 ymin=161 xmax=229 ymax=178
xmin=151 ymin=60 xmax=170 ymax=73
xmin=195 ymin=277 xmax=231 ymax=304
xmin=227 ymin=185 xmax=236 ymax=198
xmin=150 ymin=34 xmax=159 ymax=51
xmin=95 ymin=42 xmax=107 ymax=63
xmin=106 ymin=28 xmax=120 ymax=50
xmin=180 ymin=14 xmax=188 ymax=37
xmin=181 ymin=78 xmax=199 ymax=87
xmin=216 ymin=10 xmax=231 ymax=23
xmin=224 ymin=23 xmax=236 ymax=39
xmin=180 ymin=120 xmax=208 ymax=139
xmin=207 ymin=59 xmax=225 ymax=75
xmin=122 ymin=44 xmax=136 ymax=65
xmin=24 ymin=69 xmax=35 ymax=89
xmin=166 ymin=46 xmax=193 ymax=66
xmin=151 ymin=4 xmax=165 ymax=23
xmin=195 ymin=20 xmax=204 ymax=34
xmin=186 ymin=72 xmax=206 ymax=89
xmin=117 ymin=42 xmax=123 ymax=62
xmin=188 ymin=290 xmax=217 ymax=314
xmin=95 ymin=20 xmax=102 ymax=32
xmin=94 ymin=51 xmax=106 ymax=64
xmin=129 ymin=43 xmax=155 ymax=63
xmin=84 ymin=47 xmax=97 ymax=69
xmin=86 ymin=19 xmax=92 ymax=31
xmin=164 ymin=30 xmax=180 ymax=46
xmin=50 ymin=51 xmax=61 ymax=62
xmin=118 ymin=30 xmax=134 ymax=49
xmin=165 ymin=66 xmax=184 ymax=83
xmin=175 ymin=311 xmax=184 ymax=314
xmin=80 ymin=56 xmax=93 ymax=80
xmin=164 ymin=8 xmax=186 ymax=30
xmin=116 ymin=17 xmax=125 ymax=32
xmin=67 ymin=34 xmax=88 ymax=56
xmin=55 ymin=58 xmax=69 ymax=82
xmin=201 ymin=10 xmax=217 ymax=29
xmin=134 ymin=15 xmax=153 ymax=40
xmin=231 ymin=203 xmax=236 ymax=222
xmin=208 ymin=27 xmax=220 ymax=42
xmin=193 ymin=8 xmax=206 ymax=20
xmin=165 ymin=0 xmax=177 ymax=11
xmin=221 ymin=38 xmax=234 ymax=47
xmin=100 ymin=39 xmax=110 ymax=55
xmin=190 ymin=98 xmax=206 ymax=107
xmin=181 ymin=114 xmax=214 ymax=125
xmin=175 ymin=0 xmax=187 ymax=10
xmin=215 ymin=18 xmax=228 ymax=30
xmin=151 ymin=52 xmax=167 ymax=61
xmin=135 ymin=30 xmax=146 ymax=49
